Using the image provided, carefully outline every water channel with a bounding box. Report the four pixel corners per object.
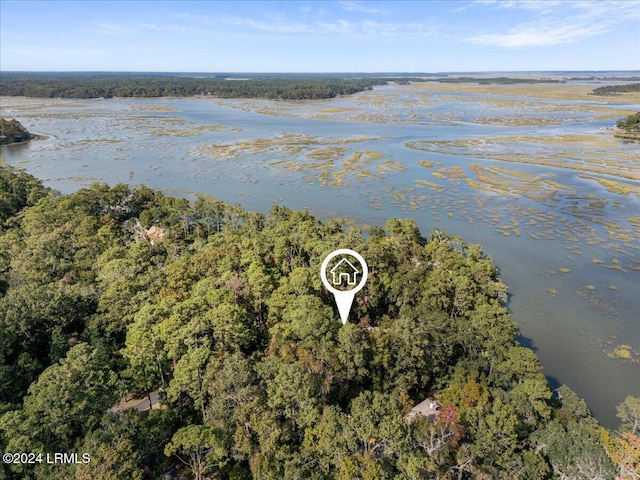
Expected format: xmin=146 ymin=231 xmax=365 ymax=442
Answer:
xmin=1 ymin=83 xmax=638 ymax=428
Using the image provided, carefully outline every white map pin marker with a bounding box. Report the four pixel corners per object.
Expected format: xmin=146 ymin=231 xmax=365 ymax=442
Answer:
xmin=320 ymin=249 xmax=368 ymax=325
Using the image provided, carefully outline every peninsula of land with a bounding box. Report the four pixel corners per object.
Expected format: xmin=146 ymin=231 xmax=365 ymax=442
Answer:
xmin=0 ymin=118 xmax=35 ymax=145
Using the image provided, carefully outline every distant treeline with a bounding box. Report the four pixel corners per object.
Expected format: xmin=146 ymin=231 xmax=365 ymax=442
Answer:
xmin=0 ymin=72 xmax=388 ymax=100
xmin=590 ymin=83 xmax=640 ymax=96
xmin=435 ymin=76 xmax=562 ymax=84
xmin=572 ymin=76 xmax=640 ymax=82
xmin=5 ymin=72 xmax=637 ymax=100
xmin=371 ymin=76 xmax=563 ymax=85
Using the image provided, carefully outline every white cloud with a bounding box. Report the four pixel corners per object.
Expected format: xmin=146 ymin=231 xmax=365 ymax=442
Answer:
xmin=313 ymin=19 xmax=438 ymax=39
xmin=317 ymin=19 xmax=353 ymax=36
xmin=216 ymin=14 xmax=438 ymax=40
xmin=93 ymin=21 xmax=186 ymax=36
xmin=471 ymin=0 xmax=561 ymax=11
xmin=170 ymin=13 xmax=194 ymax=21
xmin=7 ymin=46 xmax=104 ymax=58
xmin=466 ymin=0 xmax=640 ymax=48
xmin=94 ymin=22 xmax=130 ymax=36
xmin=340 ymin=1 xmax=386 ymax=15
xmin=469 ymin=20 xmax=612 ymax=47
xmin=219 ymin=15 xmax=310 ymax=34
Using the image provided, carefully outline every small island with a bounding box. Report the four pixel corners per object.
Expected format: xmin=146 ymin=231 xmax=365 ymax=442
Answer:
xmin=0 ymin=118 xmax=36 ymax=145
xmin=614 ymin=111 xmax=640 ymax=140
xmin=591 ymin=83 xmax=640 ymax=96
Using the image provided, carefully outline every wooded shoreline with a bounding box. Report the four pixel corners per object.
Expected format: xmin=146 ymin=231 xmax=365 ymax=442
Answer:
xmin=1 ymin=164 xmax=638 ymax=479
xmin=2 ymin=72 xmax=636 ymax=100
xmin=0 ymin=118 xmax=37 ymax=145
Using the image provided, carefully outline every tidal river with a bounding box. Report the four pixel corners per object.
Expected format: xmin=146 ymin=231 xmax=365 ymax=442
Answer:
xmin=1 ymin=82 xmax=639 ymax=428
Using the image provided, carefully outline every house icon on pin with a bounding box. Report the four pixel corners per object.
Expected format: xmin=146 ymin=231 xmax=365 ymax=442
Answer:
xmin=330 ymin=258 xmax=359 ymax=286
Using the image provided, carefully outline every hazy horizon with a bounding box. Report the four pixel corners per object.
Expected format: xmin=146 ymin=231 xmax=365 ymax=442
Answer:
xmin=3 ymin=70 xmax=639 ymax=75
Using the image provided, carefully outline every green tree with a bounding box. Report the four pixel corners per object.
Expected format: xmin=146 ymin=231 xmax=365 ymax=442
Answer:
xmin=167 ymin=346 xmax=212 ymax=419
xmin=122 ymin=302 xmax=170 ymax=395
xmin=617 ymin=396 xmax=640 ymax=435
xmin=535 ymin=419 xmax=616 ymax=480
xmin=616 ymin=112 xmax=640 ymax=133
xmin=301 ymin=405 xmax=349 ymax=475
xmin=384 ymin=305 xmax=455 ymax=396
xmin=93 ymin=241 xmax=168 ymax=339
xmin=0 ymin=343 xmax=119 ymax=452
xmin=344 ymin=391 xmax=406 ymax=470
xmin=534 ymin=386 xmax=615 ymax=479
xmin=258 ymin=357 xmax=319 ymax=432
xmin=203 ymin=352 xmax=262 ymax=463
xmin=493 ymin=346 xmax=552 ymax=425
xmin=75 ymin=435 xmax=144 ymax=480
xmin=164 ymin=425 xmax=226 ymax=480
xmin=602 ymin=396 xmax=640 ymax=479
xmin=469 ymin=396 xmax=520 ymax=472
xmin=0 ymin=164 xmax=49 ymax=223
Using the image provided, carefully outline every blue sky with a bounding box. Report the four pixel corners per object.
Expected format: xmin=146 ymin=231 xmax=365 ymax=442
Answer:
xmin=1 ymin=0 xmax=639 ymax=72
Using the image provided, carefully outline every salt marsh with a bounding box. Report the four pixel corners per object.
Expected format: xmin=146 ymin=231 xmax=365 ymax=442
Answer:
xmin=1 ymin=81 xmax=639 ymax=427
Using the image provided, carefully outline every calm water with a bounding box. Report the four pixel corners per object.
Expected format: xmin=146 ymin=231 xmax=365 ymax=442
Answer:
xmin=1 ymin=86 xmax=639 ymax=428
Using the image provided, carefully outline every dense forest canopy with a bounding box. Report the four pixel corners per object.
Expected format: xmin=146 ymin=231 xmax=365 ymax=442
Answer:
xmin=0 ymin=73 xmax=387 ymax=100
xmin=591 ymin=83 xmax=640 ymax=96
xmin=2 ymin=72 xmax=638 ymax=100
xmin=0 ymin=165 xmax=638 ymax=479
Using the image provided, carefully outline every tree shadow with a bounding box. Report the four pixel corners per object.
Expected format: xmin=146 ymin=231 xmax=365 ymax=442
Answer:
xmin=516 ymin=334 xmax=562 ymax=390
xmin=515 ymin=334 xmax=537 ymax=352
xmin=545 ymin=375 xmax=562 ymax=392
